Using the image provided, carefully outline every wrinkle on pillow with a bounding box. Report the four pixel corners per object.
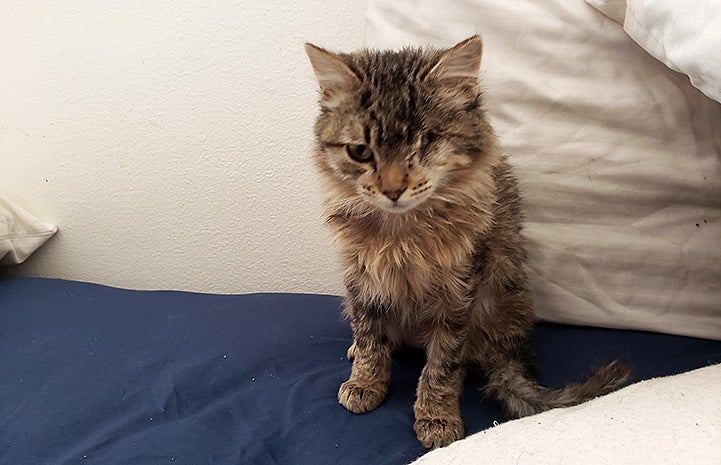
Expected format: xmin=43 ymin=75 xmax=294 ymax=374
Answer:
xmin=365 ymin=0 xmax=721 ymax=340
xmin=587 ymin=0 xmax=721 ymax=103
xmin=0 ymin=193 xmax=57 ymax=265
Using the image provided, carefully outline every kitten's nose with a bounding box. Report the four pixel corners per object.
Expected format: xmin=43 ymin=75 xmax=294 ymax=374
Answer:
xmin=383 ymin=188 xmax=406 ymax=202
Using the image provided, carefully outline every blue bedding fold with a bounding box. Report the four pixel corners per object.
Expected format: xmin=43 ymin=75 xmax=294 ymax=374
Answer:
xmin=1 ymin=278 xmax=720 ymax=465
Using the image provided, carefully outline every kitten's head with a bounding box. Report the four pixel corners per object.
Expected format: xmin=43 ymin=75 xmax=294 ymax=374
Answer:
xmin=305 ymin=36 xmax=494 ymax=215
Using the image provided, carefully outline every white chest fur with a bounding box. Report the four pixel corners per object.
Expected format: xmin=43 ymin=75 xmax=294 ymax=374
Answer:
xmin=340 ymin=222 xmax=476 ymax=308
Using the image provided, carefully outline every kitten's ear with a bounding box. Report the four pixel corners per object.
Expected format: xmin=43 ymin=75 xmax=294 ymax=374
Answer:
xmin=428 ymin=35 xmax=483 ymax=80
xmin=305 ymin=43 xmax=359 ymax=104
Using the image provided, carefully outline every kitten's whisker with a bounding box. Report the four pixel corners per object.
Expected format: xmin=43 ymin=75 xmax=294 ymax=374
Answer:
xmin=432 ymin=194 xmax=464 ymax=206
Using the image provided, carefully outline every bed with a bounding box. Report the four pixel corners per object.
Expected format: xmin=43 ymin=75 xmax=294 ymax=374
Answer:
xmin=2 ymin=0 xmax=720 ymax=464
xmin=1 ymin=277 xmax=719 ymax=465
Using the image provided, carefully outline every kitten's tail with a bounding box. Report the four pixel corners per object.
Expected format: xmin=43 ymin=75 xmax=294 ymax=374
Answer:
xmin=484 ymin=358 xmax=631 ymax=418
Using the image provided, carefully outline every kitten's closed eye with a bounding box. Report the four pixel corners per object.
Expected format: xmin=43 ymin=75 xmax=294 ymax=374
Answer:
xmin=422 ymin=132 xmax=438 ymax=148
xmin=345 ymin=144 xmax=374 ymax=163
xmin=420 ymin=132 xmax=438 ymax=159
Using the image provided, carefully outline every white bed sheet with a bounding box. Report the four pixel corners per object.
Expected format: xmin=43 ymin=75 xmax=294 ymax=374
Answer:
xmin=410 ymin=363 xmax=721 ymax=465
xmin=365 ymin=0 xmax=721 ymax=340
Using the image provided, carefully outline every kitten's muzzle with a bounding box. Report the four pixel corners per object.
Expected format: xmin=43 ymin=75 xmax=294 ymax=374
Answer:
xmin=383 ymin=188 xmax=406 ymax=202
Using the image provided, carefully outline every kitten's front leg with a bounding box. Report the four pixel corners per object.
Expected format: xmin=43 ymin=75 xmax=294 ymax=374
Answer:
xmin=338 ymin=302 xmax=391 ymax=414
xmin=413 ymin=307 xmax=468 ymax=449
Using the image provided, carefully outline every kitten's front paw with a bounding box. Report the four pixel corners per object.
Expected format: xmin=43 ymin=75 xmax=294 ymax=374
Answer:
xmin=338 ymin=380 xmax=386 ymax=414
xmin=413 ymin=416 xmax=465 ymax=449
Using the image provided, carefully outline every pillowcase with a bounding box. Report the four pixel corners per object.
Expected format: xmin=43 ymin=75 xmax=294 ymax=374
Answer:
xmin=0 ymin=193 xmax=57 ymax=265
xmin=587 ymin=0 xmax=721 ymax=103
xmin=365 ymin=0 xmax=721 ymax=340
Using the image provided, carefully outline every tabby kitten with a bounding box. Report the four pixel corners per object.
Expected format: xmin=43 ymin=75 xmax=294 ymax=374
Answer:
xmin=305 ymin=36 xmax=629 ymax=449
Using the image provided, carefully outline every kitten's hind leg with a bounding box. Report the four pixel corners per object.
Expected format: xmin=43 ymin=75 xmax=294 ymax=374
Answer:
xmin=338 ymin=308 xmax=391 ymax=414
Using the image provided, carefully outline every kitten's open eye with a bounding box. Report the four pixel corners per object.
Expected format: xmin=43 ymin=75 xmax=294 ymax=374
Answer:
xmin=345 ymin=144 xmax=374 ymax=163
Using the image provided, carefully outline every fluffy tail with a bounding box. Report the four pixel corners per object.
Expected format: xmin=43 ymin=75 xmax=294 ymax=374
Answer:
xmin=484 ymin=358 xmax=631 ymax=418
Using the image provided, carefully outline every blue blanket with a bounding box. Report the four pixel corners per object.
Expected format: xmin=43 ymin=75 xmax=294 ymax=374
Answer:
xmin=1 ymin=278 xmax=720 ymax=464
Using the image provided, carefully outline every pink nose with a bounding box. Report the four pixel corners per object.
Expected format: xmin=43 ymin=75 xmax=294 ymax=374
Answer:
xmin=383 ymin=189 xmax=405 ymax=201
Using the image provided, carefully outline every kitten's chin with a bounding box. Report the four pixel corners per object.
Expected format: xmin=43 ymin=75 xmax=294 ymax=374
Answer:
xmin=376 ymin=199 xmax=422 ymax=214
xmin=359 ymin=190 xmax=433 ymax=214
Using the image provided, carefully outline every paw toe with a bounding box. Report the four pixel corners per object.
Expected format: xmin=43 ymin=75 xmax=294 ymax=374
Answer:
xmin=338 ymin=380 xmax=386 ymax=414
xmin=413 ymin=417 xmax=464 ymax=449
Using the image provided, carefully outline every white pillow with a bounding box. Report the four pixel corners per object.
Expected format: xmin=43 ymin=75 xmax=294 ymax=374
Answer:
xmin=0 ymin=193 xmax=57 ymax=265
xmin=366 ymin=0 xmax=721 ymax=340
xmin=587 ymin=0 xmax=721 ymax=103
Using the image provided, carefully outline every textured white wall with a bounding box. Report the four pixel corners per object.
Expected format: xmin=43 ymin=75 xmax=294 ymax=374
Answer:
xmin=0 ymin=1 xmax=367 ymax=294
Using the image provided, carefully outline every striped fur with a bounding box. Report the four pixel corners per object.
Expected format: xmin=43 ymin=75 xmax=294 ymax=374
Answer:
xmin=305 ymin=36 xmax=630 ymax=449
